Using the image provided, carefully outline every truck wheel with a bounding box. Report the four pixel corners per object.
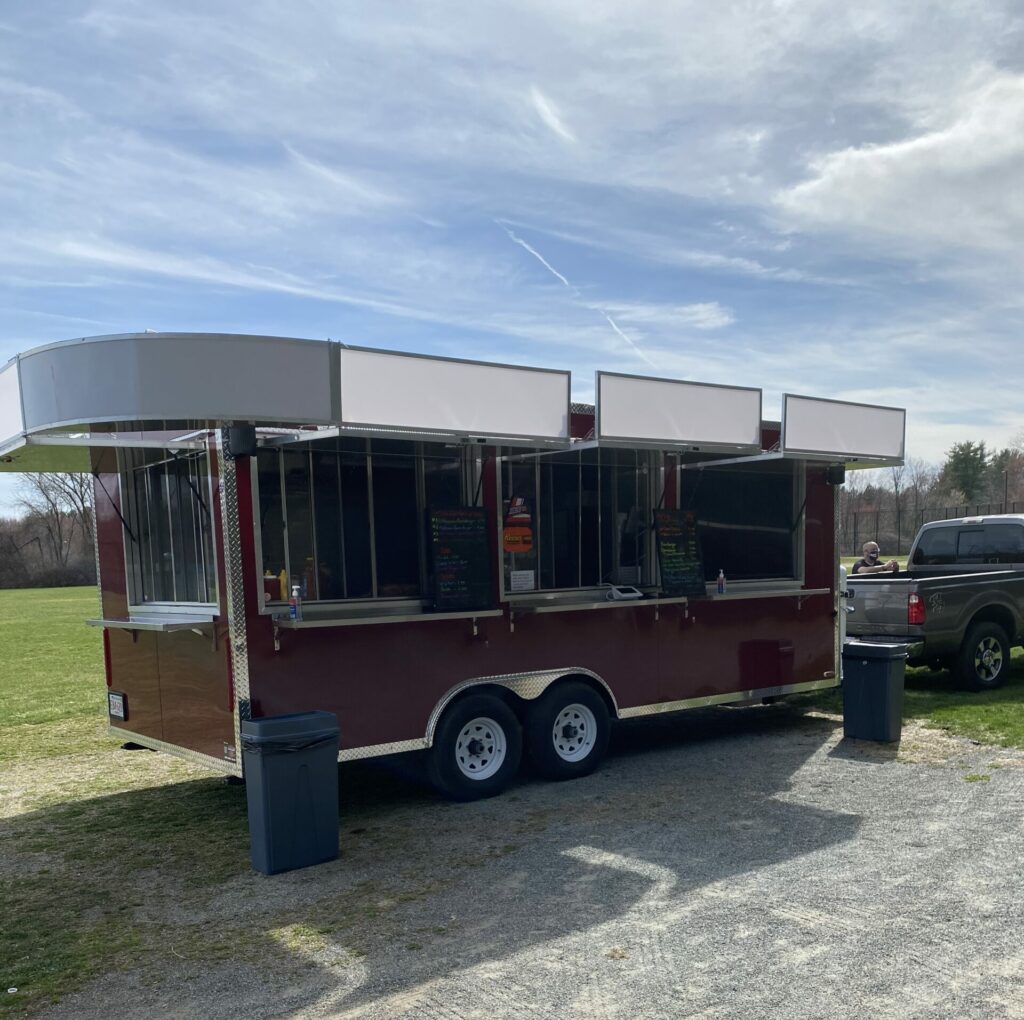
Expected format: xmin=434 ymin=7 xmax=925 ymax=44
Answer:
xmin=525 ymin=681 xmax=610 ymax=781
xmin=427 ymin=693 xmax=522 ymax=801
xmin=956 ymin=623 xmax=1010 ymax=691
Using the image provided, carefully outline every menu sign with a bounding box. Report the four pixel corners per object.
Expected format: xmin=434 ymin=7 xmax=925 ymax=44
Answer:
xmin=429 ymin=507 xmax=494 ymax=611
xmin=653 ymin=509 xmax=706 ymax=597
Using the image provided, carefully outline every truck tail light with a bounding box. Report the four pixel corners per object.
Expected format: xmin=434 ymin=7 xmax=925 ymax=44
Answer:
xmin=908 ymin=593 xmax=926 ymax=625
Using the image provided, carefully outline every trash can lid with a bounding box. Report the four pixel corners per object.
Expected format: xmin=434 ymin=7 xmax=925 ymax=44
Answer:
xmin=842 ymin=640 xmax=907 ymax=660
xmin=241 ymin=710 xmax=339 ymax=741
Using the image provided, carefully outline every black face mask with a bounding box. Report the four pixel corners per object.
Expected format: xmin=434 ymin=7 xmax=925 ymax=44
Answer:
xmin=866 ymin=551 xmax=879 ymax=561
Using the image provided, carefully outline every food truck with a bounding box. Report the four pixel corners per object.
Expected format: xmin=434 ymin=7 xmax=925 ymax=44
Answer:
xmin=0 ymin=333 xmax=906 ymax=800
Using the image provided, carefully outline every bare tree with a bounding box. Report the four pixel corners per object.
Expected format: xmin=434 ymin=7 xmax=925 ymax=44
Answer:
xmin=17 ymin=473 xmax=94 ymax=566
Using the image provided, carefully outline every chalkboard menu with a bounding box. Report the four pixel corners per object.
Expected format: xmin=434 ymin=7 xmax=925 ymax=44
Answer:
xmin=429 ymin=507 xmax=494 ymax=611
xmin=654 ymin=509 xmax=706 ymax=597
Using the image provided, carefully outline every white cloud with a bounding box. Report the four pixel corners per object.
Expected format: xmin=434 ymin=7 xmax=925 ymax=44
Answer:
xmin=777 ymin=67 xmax=1024 ymax=254
xmin=529 ymin=86 xmax=577 ymax=143
xmin=600 ymin=301 xmax=736 ymax=331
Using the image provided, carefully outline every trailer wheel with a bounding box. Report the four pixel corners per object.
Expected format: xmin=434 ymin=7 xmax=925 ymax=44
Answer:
xmin=955 ymin=623 xmax=1010 ymax=691
xmin=428 ymin=694 xmax=522 ymax=801
xmin=525 ymin=681 xmax=610 ymax=781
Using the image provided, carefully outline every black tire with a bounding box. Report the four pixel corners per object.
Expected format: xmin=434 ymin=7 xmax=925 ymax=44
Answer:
xmin=525 ymin=681 xmax=611 ymax=781
xmin=955 ymin=622 xmax=1010 ymax=691
xmin=427 ymin=693 xmax=522 ymax=801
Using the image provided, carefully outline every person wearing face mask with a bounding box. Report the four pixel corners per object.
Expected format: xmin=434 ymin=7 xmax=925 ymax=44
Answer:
xmin=852 ymin=541 xmax=900 ymax=574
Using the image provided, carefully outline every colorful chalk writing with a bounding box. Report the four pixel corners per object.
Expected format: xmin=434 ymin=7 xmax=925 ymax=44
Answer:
xmin=653 ymin=509 xmax=706 ymax=597
xmin=429 ymin=507 xmax=494 ymax=611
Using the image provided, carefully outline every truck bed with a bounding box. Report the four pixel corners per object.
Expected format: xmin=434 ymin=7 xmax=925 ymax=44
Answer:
xmin=847 ymin=568 xmax=1024 ymax=660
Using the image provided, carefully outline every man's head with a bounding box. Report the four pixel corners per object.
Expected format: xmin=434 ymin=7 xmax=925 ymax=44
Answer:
xmin=862 ymin=542 xmax=880 ymax=562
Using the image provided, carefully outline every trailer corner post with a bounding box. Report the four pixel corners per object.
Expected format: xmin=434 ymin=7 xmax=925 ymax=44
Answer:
xmin=217 ymin=428 xmax=252 ymax=777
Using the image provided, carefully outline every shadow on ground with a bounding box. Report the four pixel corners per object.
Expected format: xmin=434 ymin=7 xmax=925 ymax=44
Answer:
xmin=6 ymin=706 xmax=861 ymax=1019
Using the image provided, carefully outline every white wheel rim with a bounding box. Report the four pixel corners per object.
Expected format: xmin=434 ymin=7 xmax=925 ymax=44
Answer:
xmin=454 ymin=716 xmax=507 ymax=780
xmin=551 ymin=703 xmax=598 ymax=763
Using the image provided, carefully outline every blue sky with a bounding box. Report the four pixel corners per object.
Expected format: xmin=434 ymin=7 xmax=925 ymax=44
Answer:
xmin=2 ymin=0 xmax=1023 ymax=512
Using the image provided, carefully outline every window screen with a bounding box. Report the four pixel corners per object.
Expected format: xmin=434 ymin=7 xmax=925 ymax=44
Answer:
xmin=122 ymin=449 xmax=216 ymax=605
xmin=257 ymin=439 xmax=465 ymax=602
xmin=683 ymin=461 xmax=798 ymax=582
xmin=503 ymin=448 xmax=652 ymax=592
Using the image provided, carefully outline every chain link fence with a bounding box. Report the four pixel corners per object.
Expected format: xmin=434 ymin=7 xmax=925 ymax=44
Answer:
xmin=840 ymin=502 xmax=1024 ymax=557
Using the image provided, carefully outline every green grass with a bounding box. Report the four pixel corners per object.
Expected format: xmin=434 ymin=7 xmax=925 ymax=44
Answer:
xmin=0 ymin=587 xmax=119 ymax=765
xmin=791 ymin=650 xmax=1024 ymax=748
xmin=0 ymin=586 xmax=253 ymax=1017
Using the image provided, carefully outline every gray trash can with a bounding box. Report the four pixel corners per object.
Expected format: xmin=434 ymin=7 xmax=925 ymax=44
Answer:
xmin=841 ymin=641 xmax=907 ymax=742
xmin=241 ymin=711 xmax=340 ymax=875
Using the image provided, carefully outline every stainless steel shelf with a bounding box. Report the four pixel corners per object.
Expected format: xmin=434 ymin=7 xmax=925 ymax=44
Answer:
xmin=87 ymin=614 xmax=215 ymax=633
xmin=706 ymin=587 xmax=831 ymax=601
xmin=276 ymin=608 xmax=504 ymax=630
xmin=517 ymin=595 xmax=690 ymax=615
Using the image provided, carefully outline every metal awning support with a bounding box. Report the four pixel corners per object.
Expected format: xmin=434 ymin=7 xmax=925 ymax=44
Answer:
xmin=0 ymin=432 xmax=210 ymax=473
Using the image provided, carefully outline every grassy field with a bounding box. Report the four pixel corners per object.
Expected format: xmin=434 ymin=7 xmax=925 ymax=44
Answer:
xmin=0 ymin=587 xmax=252 ymax=1018
xmin=2 ymin=585 xmax=1024 ymax=1016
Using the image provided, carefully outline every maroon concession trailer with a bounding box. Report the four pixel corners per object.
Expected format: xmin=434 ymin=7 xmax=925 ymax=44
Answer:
xmin=0 ymin=333 xmax=906 ymax=800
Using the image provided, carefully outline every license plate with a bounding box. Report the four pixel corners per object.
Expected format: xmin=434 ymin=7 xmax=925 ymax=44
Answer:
xmin=108 ymin=691 xmax=126 ymax=720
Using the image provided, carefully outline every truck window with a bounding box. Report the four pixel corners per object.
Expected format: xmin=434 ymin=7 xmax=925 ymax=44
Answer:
xmin=911 ymin=527 xmax=956 ymax=565
xmin=956 ymin=528 xmax=985 ymax=564
xmin=984 ymin=524 xmax=1024 ymax=564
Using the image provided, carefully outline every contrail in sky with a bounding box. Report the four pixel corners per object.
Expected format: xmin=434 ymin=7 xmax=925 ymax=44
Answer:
xmin=498 ymin=224 xmax=658 ymax=368
xmin=502 ymin=226 xmax=571 ymax=288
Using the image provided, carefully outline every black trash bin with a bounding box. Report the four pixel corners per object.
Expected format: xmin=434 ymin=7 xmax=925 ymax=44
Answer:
xmin=241 ymin=711 xmax=340 ymax=875
xmin=841 ymin=641 xmax=907 ymax=742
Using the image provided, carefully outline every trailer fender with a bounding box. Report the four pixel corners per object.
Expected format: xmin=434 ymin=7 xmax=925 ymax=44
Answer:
xmin=424 ymin=668 xmax=618 ymax=748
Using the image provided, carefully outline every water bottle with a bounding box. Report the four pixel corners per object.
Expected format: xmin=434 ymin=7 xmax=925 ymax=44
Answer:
xmin=717 ymin=569 xmax=726 ymax=595
xmin=289 ymin=584 xmax=302 ymax=622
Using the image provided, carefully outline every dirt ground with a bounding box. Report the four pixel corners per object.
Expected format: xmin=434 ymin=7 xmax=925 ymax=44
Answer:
xmin=24 ymin=707 xmax=1024 ymax=1019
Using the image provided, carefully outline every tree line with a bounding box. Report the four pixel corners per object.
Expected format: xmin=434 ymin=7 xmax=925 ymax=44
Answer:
xmin=0 ymin=475 xmax=96 ymax=589
xmin=840 ymin=438 xmax=1024 ymax=556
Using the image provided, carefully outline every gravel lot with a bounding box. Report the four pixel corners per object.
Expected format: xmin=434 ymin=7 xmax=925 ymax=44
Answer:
xmin=36 ymin=706 xmax=1024 ymax=1020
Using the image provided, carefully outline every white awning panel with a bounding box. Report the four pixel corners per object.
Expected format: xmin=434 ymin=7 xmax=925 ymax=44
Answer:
xmin=338 ymin=347 xmax=571 ymax=442
xmin=782 ymin=394 xmax=905 ymax=465
xmin=596 ymin=371 xmax=762 ymax=451
xmin=18 ymin=333 xmax=335 ymax=431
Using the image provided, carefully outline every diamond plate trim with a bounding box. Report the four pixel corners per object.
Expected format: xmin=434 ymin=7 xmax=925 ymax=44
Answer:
xmin=90 ymin=477 xmax=103 ymax=615
xmin=338 ymin=738 xmax=428 ymax=762
xmin=107 ymin=726 xmax=239 ymax=774
xmin=834 ymin=476 xmax=841 ymax=681
xmin=424 ymin=667 xmax=617 ymax=746
xmin=217 ymin=432 xmax=250 ymax=778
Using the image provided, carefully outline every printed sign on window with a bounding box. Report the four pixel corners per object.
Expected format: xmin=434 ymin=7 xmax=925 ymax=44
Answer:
xmin=509 ymin=570 xmax=536 ymax=592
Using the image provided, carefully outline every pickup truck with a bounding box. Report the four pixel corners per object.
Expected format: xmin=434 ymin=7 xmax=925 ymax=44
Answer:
xmin=846 ymin=514 xmax=1024 ymax=690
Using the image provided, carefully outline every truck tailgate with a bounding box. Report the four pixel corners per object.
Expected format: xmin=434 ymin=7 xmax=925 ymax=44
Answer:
xmin=847 ymin=578 xmax=915 ymax=638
